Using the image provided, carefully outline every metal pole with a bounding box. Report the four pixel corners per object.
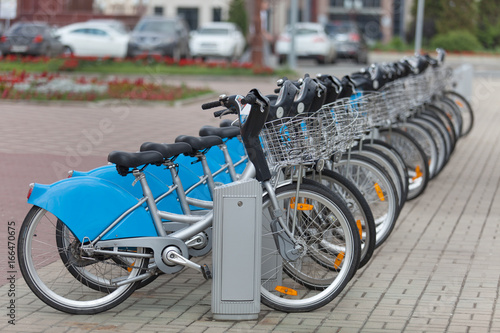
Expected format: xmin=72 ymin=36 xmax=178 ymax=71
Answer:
xmin=288 ymin=0 xmax=298 ymax=69
xmin=414 ymin=0 xmax=424 ymax=54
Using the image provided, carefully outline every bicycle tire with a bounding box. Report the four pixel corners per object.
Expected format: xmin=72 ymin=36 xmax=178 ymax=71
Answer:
xmin=377 ymin=128 xmax=430 ymax=200
xmin=444 ymin=90 xmax=474 ymax=136
xmin=396 ymin=121 xmax=439 ymax=179
xmin=417 ymin=114 xmax=453 ymax=166
xmin=260 ymin=182 xmax=360 ymax=312
xmin=306 ymin=169 xmax=376 ymax=268
xmin=334 ymin=154 xmax=400 ymax=247
xmin=350 ymin=144 xmax=406 ymax=209
xmin=361 ymin=138 xmax=409 ymax=204
xmin=410 ymin=117 xmax=448 ymax=176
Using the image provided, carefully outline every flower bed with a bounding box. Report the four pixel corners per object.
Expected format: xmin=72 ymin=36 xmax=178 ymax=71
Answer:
xmin=0 ymin=70 xmax=212 ymax=102
xmin=0 ymin=54 xmax=276 ymax=76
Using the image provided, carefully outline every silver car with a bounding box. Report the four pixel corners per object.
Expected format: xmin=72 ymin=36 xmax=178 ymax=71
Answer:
xmin=128 ymin=16 xmax=190 ymax=60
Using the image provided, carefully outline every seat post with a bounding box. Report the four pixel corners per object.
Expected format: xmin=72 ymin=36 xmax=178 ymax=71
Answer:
xmin=134 ymin=169 xmax=167 ymax=237
xmin=218 ymin=142 xmax=238 ymax=181
xmin=165 ymin=160 xmax=192 ymax=215
xmin=197 ymin=153 xmax=216 ymax=198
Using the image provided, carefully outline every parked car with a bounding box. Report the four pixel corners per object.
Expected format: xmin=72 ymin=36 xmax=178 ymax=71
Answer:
xmin=86 ymin=19 xmax=129 ymax=34
xmin=56 ymin=22 xmax=130 ymax=58
xmin=0 ymin=22 xmax=64 ymax=57
xmin=276 ymin=22 xmax=336 ymax=65
xmin=189 ymin=22 xmax=245 ymax=61
xmin=325 ymin=21 xmax=369 ymax=64
xmin=128 ymin=16 xmax=190 ymax=60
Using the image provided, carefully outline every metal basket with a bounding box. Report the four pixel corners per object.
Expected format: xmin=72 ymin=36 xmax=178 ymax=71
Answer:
xmin=320 ymin=97 xmax=362 ymax=152
xmin=260 ymin=108 xmax=337 ymax=167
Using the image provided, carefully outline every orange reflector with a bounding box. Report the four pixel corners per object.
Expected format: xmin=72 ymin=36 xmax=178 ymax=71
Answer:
xmin=356 ymin=220 xmax=363 ymax=240
xmin=412 ymin=165 xmax=423 ymax=181
xmin=374 ymin=183 xmax=385 ymax=201
xmin=290 ymin=197 xmax=313 ymax=210
xmin=127 ymin=262 xmax=135 ymax=272
xmin=275 ymin=286 xmax=298 ymax=296
xmin=334 ymin=251 xmax=345 ymax=269
xmin=455 ymin=100 xmax=464 ymax=108
xmin=428 ymin=159 xmax=432 ymax=166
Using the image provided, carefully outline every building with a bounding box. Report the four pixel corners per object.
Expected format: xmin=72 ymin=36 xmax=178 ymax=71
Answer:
xmin=98 ymin=0 xmax=231 ymax=30
xmin=9 ymin=0 xmax=140 ymax=29
xmin=315 ymin=0 xmax=413 ymax=44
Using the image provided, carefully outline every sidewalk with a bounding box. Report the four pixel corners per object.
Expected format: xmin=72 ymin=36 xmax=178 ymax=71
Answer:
xmin=1 ymin=74 xmax=500 ymax=332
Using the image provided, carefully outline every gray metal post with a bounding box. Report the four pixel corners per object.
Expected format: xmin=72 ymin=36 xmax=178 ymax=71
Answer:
xmin=414 ymin=0 xmax=425 ymax=54
xmin=288 ymin=0 xmax=298 ymax=69
xmin=211 ymin=179 xmax=262 ymax=320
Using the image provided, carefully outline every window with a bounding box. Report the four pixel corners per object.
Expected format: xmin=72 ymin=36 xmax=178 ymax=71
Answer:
xmin=362 ymin=0 xmax=381 ymax=7
xmin=154 ymin=6 xmax=164 ymax=16
xmin=213 ymin=7 xmax=222 ymax=22
xmin=330 ymin=0 xmax=344 ymax=7
xmin=72 ymin=28 xmax=90 ymax=35
xmin=177 ymin=7 xmax=199 ymax=30
xmin=91 ymin=29 xmax=108 ymax=36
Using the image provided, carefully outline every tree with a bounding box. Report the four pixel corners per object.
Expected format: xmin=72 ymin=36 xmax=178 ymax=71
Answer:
xmin=408 ymin=0 xmax=444 ymax=43
xmin=435 ymin=0 xmax=477 ymax=35
xmin=228 ymin=0 xmax=248 ymax=38
xmin=476 ymin=0 xmax=500 ymax=49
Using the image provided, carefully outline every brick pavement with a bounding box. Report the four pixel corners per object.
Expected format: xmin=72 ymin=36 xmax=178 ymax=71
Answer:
xmin=1 ymin=75 xmax=499 ymax=332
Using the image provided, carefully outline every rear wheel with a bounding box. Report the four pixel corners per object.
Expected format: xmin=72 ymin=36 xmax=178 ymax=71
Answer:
xmin=18 ymin=206 xmax=148 ymax=314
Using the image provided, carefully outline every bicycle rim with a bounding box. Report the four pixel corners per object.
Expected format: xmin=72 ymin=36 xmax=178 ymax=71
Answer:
xmin=335 ymin=155 xmax=399 ymax=247
xmin=260 ymin=183 xmax=359 ymax=312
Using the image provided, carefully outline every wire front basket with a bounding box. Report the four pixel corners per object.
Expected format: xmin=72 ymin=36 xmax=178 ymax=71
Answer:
xmin=260 ymin=99 xmax=361 ymax=168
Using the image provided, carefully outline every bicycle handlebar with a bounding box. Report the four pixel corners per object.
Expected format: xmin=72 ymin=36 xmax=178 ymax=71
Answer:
xmin=213 ymin=109 xmax=228 ymax=117
xmin=201 ymin=101 xmax=222 ymax=110
xmin=241 ymin=94 xmax=256 ymax=105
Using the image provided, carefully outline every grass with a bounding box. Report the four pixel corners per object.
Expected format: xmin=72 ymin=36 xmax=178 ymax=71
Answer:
xmin=0 ymin=56 xmax=296 ymax=78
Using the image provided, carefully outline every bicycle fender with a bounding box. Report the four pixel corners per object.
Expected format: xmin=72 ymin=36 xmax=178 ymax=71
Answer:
xmin=70 ymin=165 xmax=183 ymax=214
xmin=28 ymin=177 xmax=158 ymax=241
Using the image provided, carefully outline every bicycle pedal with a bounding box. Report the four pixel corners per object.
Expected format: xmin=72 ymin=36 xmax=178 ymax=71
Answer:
xmin=202 ymin=264 xmax=212 ymax=280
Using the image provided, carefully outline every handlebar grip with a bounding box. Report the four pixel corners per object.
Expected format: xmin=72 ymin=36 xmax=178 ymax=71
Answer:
xmin=213 ymin=109 xmax=226 ymax=117
xmin=241 ymin=94 xmax=256 ymax=105
xmin=274 ymin=88 xmax=280 ymax=93
xmin=201 ymin=101 xmax=222 ymax=110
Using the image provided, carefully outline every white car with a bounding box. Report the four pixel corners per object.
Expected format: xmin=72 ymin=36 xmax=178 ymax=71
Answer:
xmin=189 ymin=22 xmax=245 ymax=61
xmin=56 ymin=22 xmax=130 ymax=58
xmin=276 ymin=22 xmax=337 ymax=65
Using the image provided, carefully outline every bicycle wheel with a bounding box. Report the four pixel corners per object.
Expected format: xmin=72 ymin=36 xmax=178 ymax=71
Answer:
xmin=444 ymin=90 xmax=474 ymax=136
xmin=306 ymin=169 xmax=376 ymax=268
xmin=361 ymin=138 xmax=409 ymax=204
xmin=18 ymin=206 xmax=148 ymax=314
xmin=434 ymin=96 xmax=463 ymax=139
xmin=260 ymin=182 xmax=360 ymax=312
xmin=351 ymin=145 xmax=406 ymax=209
xmin=334 ymin=154 xmax=400 ymax=247
xmin=418 ymin=114 xmax=453 ymax=166
xmin=377 ymin=128 xmax=430 ymax=200
xmin=397 ymin=122 xmax=439 ymax=179
xmin=422 ymin=105 xmax=457 ymax=155
xmin=410 ymin=117 xmax=447 ymax=176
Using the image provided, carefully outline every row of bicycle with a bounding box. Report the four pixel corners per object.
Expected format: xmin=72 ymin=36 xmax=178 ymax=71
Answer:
xmin=18 ymin=49 xmax=474 ymax=314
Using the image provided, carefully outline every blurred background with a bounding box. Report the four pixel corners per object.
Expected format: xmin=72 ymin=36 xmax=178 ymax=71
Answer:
xmin=0 ymin=0 xmax=498 ymax=66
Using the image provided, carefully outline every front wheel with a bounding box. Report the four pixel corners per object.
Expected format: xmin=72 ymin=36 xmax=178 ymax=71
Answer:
xmin=18 ymin=206 xmax=148 ymax=314
xmin=260 ymin=182 xmax=360 ymax=312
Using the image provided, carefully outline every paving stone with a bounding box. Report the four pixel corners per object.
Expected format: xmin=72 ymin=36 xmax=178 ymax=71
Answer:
xmin=1 ymin=74 xmax=499 ymax=333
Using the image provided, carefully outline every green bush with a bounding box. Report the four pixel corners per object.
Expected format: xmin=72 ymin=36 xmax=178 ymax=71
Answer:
xmin=430 ymin=30 xmax=483 ymax=52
